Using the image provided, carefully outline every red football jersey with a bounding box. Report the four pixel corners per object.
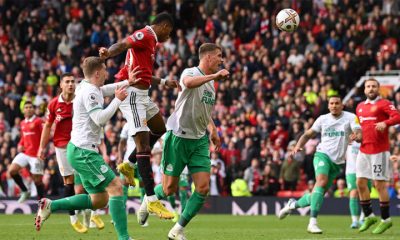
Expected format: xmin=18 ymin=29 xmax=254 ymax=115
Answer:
xmin=115 ymin=26 xmax=157 ymax=87
xmin=46 ymin=95 xmax=73 ymax=147
xmin=356 ymin=98 xmax=400 ymax=154
xmin=19 ymin=116 xmax=43 ymax=157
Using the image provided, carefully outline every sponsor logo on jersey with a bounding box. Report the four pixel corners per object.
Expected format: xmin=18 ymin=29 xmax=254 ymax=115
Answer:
xmin=201 ymin=90 xmax=215 ymax=105
xmin=358 ymin=116 xmax=377 ymax=123
xmin=323 ymin=128 xmax=345 ymax=137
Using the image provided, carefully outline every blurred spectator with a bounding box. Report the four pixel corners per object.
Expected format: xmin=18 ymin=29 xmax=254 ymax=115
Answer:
xmin=210 ymin=162 xmax=224 ymax=196
xmin=244 ymin=159 xmax=263 ymax=195
xmin=279 ymin=149 xmax=300 ymax=191
xmin=334 ymin=179 xmax=349 ymax=198
xmin=231 ymin=171 xmax=252 ymax=197
xmin=260 ymin=162 xmax=280 ymax=196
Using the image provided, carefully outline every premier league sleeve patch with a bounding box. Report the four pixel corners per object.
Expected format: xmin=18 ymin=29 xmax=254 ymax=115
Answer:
xmin=88 ymin=93 xmax=99 ymax=107
xmin=135 ymin=32 xmax=144 ymax=41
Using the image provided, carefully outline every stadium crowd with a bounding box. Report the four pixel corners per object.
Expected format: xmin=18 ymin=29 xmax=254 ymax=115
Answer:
xmin=0 ymin=0 xmax=400 ymax=198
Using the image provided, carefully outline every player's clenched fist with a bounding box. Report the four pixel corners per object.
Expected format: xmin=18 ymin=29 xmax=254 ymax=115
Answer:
xmin=115 ymin=85 xmax=128 ymax=101
xmin=99 ymin=47 xmax=110 ymax=59
xmin=214 ymin=69 xmax=229 ymax=81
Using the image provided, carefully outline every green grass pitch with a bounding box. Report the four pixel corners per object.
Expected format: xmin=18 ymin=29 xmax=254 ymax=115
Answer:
xmin=1 ymin=214 xmax=398 ymax=239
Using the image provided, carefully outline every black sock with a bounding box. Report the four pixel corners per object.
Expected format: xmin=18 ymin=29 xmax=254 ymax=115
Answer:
xmin=65 ymin=183 xmax=76 ymax=216
xmin=360 ymin=199 xmax=373 ymax=217
xmin=11 ymin=174 xmax=28 ymax=192
xmin=128 ymin=134 xmax=161 ymax=164
xmin=35 ymin=183 xmax=45 ymax=200
xmin=137 ymin=152 xmax=155 ymax=196
xmin=380 ymin=201 xmax=390 ymax=220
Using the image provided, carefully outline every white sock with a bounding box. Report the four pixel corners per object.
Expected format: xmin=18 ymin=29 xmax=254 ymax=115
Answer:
xmin=309 ymin=217 xmax=317 ymax=225
xmin=366 ymin=213 xmax=375 ymax=218
xmin=91 ymin=210 xmax=97 ymax=217
xmin=127 ymin=162 xmax=135 ymax=168
xmin=70 ymin=215 xmax=78 ymax=224
xmin=173 ymin=222 xmax=184 ymax=231
xmin=359 ymin=211 xmax=365 ymax=221
xmin=351 ymin=216 xmax=358 ymax=222
xmin=147 ymin=195 xmax=158 ymax=202
xmin=289 ymin=200 xmax=297 ymax=209
xmin=382 ymin=217 xmax=391 ymax=223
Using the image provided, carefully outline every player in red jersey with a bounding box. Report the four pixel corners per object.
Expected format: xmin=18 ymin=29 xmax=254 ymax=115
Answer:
xmin=38 ymin=73 xmax=86 ymax=233
xmin=356 ymin=78 xmax=400 ymax=234
xmin=99 ymin=13 xmax=179 ymax=220
xmin=7 ymin=101 xmax=44 ymax=203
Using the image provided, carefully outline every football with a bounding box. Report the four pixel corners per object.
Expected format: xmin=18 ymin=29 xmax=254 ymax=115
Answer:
xmin=276 ymin=8 xmax=300 ymax=33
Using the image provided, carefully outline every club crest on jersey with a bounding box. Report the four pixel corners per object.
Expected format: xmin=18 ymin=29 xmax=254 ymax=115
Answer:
xmin=100 ymin=165 xmax=108 ymax=173
xmin=135 ymin=32 xmax=144 ymax=40
xmin=166 ymin=164 xmax=173 ymax=172
xmin=56 ymin=108 xmax=62 ymax=113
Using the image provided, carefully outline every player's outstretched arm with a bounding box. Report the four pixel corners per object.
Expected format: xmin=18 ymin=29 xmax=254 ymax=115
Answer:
xmin=151 ymin=76 xmax=182 ymax=91
xmin=99 ymin=38 xmax=132 ymax=59
xmin=100 ymin=66 xmax=142 ymax=96
xmin=183 ymin=69 xmax=229 ymax=89
xmin=89 ymin=86 xmax=128 ymax=126
xmin=291 ymin=129 xmax=316 ymax=156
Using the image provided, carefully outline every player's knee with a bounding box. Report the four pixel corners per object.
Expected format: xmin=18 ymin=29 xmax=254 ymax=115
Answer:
xmin=136 ymin=143 xmax=151 ymax=153
xmin=33 ymin=178 xmax=42 ymax=185
xmin=163 ymin=184 xmax=178 ymax=196
xmin=91 ymin=196 xmax=108 ymax=209
xmin=356 ymin=179 xmax=367 ymax=189
xmin=315 ymin=179 xmax=328 ymax=188
xmin=7 ymin=165 xmax=18 ymax=176
xmin=357 ymin=183 xmax=368 ymax=192
xmin=374 ymin=182 xmax=386 ymax=192
xmin=196 ymin=185 xmax=209 ymax=195
xmin=107 ymin=178 xmax=123 ymax=196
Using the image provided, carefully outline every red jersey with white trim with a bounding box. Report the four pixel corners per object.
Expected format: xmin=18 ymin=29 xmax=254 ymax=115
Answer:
xmin=114 ymin=26 xmax=157 ymax=88
xmin=46 ymin=95 xmax=73 ymax=147
xmin=19 ymin=116 xmax=42 ymax=157
xmin=356 ymin=98 xmax=400 ymax=154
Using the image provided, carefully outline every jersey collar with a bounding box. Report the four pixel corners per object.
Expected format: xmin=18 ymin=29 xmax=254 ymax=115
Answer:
xmin=365 ymin=96 xmax=381 ymax=104
xmin=25 ymin=115 xmax=36 ymax=122
xmin=146 ymin=25 xmax=158 ymax=43
xmin=58 ymin=94 xmax=74 ymax=103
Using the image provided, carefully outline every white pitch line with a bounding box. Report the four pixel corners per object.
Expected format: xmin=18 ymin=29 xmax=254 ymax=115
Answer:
xmin=285 ymin=238 xmax=388 ymax=240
